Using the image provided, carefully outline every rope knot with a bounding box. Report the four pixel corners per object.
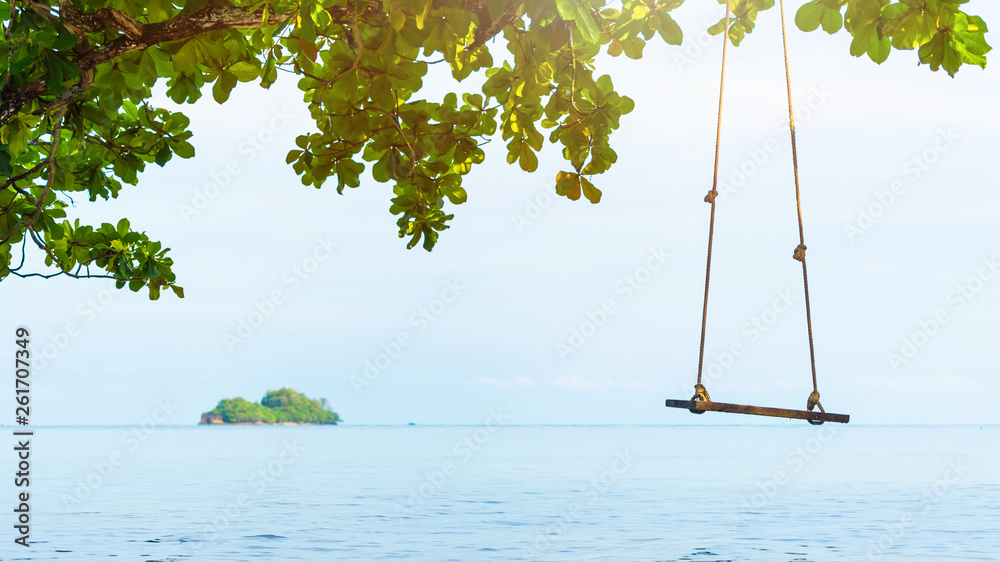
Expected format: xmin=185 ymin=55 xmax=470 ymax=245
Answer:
xmin=792 ymin=244 xmax=807 ymax=262
xmin=691 ymin=383 xmax=710 ymax=402
xmin=689 ymin=383 xmax=710 ymax=414
xmin=807 ymin=390 xmax=823 ymax=411
xmin=704 ymin=190 xmax=718 ymax=204
xmin=807 ymin=390 xmax=825 ymax=425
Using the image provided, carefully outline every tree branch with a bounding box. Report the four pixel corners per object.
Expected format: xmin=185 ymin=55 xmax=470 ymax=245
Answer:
xmin=0 ymin=79 xmax=47 ymax=129
xmin=325 ymin=12 xmax=365 ymax=85
xmin=74 ymin=4 xmax=283 ymax=70
xmin=465 ymin=0 xmax=519 ymax=50
xmin=57 ymin=0 xmax=144 ymax=39
xmin=0 ymin=108 xmax=68 ymax=247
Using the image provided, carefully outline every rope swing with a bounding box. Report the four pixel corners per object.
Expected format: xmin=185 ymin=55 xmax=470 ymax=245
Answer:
xmin=665 ymin=0 xmax=849 ymax=425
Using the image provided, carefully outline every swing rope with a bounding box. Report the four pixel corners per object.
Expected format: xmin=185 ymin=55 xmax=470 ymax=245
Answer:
xmin=777 ymin=0 xmax=824 ymax=419
xmin=693 ymin=1 xmax=730 ymax=406
xmin=693 ymin=0 xmax=825 ymax=420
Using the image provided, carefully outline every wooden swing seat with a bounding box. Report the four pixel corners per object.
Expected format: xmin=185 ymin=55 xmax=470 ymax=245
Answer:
xmin=664 ymin=398 xmax=850 ymax=424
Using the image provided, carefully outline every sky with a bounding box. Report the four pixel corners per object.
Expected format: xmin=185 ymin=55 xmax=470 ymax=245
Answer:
xmin=2 ymin=1 xmax=998 ymax=426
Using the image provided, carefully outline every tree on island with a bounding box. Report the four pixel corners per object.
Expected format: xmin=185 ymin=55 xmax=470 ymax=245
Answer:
xmin=1 ymin=0 xmax=990 ymax=295
xmin=200 ymin=388 xmax=342 ymax=424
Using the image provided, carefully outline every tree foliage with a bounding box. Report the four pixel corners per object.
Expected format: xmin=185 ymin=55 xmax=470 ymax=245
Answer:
xmin=0 ymin=0 xmax=990 ymax=296
xmin=201 ymin=387 xmax=342 ymax=423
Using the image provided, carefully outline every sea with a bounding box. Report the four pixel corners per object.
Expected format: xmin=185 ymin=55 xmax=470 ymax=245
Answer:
xmin=4 ymin=425 xmax=998 ymax=561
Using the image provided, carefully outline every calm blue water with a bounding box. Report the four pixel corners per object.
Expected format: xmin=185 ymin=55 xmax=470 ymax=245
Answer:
xmin=6 ymin=425 xmax=999 ymax=560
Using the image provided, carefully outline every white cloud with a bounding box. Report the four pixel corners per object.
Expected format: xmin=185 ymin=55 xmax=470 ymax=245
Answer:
xmin=550 ymin=374 xmax=615 ymax=391
xmin=859 ymin=374 xmax=984 ymax=395
xmin=471 ymin=376 xmax=536 ymax=388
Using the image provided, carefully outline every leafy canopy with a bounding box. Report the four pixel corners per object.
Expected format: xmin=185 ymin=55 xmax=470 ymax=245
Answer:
xmin=0 ymin=0 xmax=990 ymax=298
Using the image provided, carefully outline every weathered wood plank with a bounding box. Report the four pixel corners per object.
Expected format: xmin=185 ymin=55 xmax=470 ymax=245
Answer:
xmin=664 ymin=399 xmax=850 ymax=424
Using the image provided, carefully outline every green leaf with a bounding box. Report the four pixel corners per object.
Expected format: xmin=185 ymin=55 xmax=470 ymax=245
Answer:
xmin=419 ymin=228 xmax=435 ymax=250
xmin=555 ymin=171 xmax=581 ymax=201
xmin=518 ymin=143 xmax=538 ymax=172
xmin=262 ymin=55 xmax=278 ymax=88
xmin=371 ymin=75 xmax=395 ymax=110
xmin=388 ymin=2 xmax=406 ymax=31
xmin=949 ymin=13 xmax=992 ymax=70
xmin=0 ymin=147 xmax=11 ymax=176
xmin=154 ymin=145 xmax=172 ymax=167
xmin=554 ymin=0 xmax=579 ymax=23
xmin=228 ymin=61 xmax=260 ymax=82
xmin=53 ymin=30 xmax=79 ymax=52
xmin=820 ymin=7 xmax=843 ymax=34
xmin=657 ymin=13 xmax=683 ymax=45
xmin=415 ymin=0 xmax=432 ymax=29
xmin=868 ymin=37 xmax=891 ymax=64
xmin=44 ymin=52 xmax=77 ymax=94
xmin=556 ymin=0 xmax=600 ymax=44
xmin=795 ymin=1 xmax=825 ymax=32
xmin=849 ymin=25 xmax=876 ymax=57
xmin=622 ymin=37 xmax=644 ymax=59
xmin=580 ymin=176 xmax=601 ymax=203
xmin=440 ymin=176 xmax=468 ymax=204
xmin=486 ymin=0 xmax=508 ymax=20
xmin=173 ymin=40 xmax=200 ymax=74
xmin=608 ymin=38 xmax=624 ymax=57
xmin=148 ymin=0 xmax=172 ymax=20
xmin=618 ymin=95 xmax=635 ymax=115
xmin=173 ymin=141 xmax=195 ymax=159
xmin=574 ymin=10 xmax=600 ymax=44
xmin=171 ymin=285 xmax=185 ymax=299
xmin=213 ymin=70 xmax=238 ymax=104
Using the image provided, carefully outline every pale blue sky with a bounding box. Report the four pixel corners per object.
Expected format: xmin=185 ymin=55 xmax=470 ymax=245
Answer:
xmin=3 ymin=2 xmax=998 ymax=425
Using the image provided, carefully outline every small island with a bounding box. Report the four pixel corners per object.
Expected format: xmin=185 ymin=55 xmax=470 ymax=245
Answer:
xmin=200 ymin=388 xmax=341 ymax=425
